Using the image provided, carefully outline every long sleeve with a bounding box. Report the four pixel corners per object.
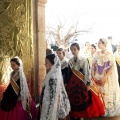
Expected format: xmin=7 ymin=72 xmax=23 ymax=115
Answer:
xmin=66 ymin=65 xmax=73 ymax=85
xmin=62 ymin=67 xmax=69 ymax=84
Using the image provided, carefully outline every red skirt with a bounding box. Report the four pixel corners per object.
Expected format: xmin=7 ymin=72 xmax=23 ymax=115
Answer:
xmin=0 ymin=100 xmax=38 ymax=120
xmin=66 ymin=71 xmax=105 ymax=118
xmin=70 ymin=90 xmax=105 ymax=118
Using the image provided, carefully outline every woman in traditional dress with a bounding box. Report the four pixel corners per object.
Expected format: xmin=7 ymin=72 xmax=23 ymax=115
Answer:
xmin=114 ymin=42 xmax=120 ymax=86
xmin=0 ymin=57 xmax=38 ymax=120
xmin=38 ymin=54 xmax=70 ymax=120
xmin=92 ymin=38 xmax=120 ymax=117
xmin=56 ymin=48 xmax=68 ymax=86
xmin=88 ymin=44 xmax=97 ymax=67
xmin=84 ymin=42 xmax=91 ymax=58
xmin=66 ymin=43 xmax=105 ymax=120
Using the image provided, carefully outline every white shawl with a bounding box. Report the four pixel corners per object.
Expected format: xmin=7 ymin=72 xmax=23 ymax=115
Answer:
xmin=69 ymin=52 xmax=90 ymax=85
xmin=40 ymin=55 xmax=70 ymax=120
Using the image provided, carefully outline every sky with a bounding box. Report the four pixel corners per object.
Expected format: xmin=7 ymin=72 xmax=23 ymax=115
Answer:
xmin=45 ymin=0 xmax=120 ymax=44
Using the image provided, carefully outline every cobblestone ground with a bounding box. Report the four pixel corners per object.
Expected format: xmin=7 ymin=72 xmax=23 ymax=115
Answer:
xmin=84 ymin=116 xmax=120 ymax=120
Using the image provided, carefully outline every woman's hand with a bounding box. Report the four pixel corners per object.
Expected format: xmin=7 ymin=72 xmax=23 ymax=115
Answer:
xmin=92 ymin=76 xmax=98 ymax=83
xmin=86 ymin=85 xmax=91 ymax=91
xmin=98 ymin=77 xmax=107 ymax=86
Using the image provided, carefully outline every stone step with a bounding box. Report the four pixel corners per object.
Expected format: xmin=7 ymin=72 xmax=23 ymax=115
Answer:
xmin=84 ymin=116 xmax=120 ymax=120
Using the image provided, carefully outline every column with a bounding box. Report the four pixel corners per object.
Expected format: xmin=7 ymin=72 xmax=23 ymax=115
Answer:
xmin=35 ymin=0 xmax=47 ymax=102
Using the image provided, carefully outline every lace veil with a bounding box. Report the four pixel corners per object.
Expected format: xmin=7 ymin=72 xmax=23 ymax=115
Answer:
xmin=41 ymin=55 xmax=70 ymax=120
xmin=15 ymin=56 xmax=29 ymax=111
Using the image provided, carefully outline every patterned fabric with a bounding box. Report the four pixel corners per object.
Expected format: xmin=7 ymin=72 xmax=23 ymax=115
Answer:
xmin=93 ymin=51 xmax=120 ymax=117
xmin=66 ymin=57 xmax=105 ymax=118
xmin=40 ymin=55 xmax=70 ymax=120
xmin=66 ymin=70 xmax=92 ymax=112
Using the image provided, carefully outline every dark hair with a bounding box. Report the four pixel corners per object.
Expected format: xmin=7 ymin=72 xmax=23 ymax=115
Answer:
xmin=70 ymin=43 xmax=80 ymax=50
xmin=99 ymin=39 xmax=105 ymax=45
xmin=46 ymin=48 xmax=52 ymax=56
xmin=56 ymin=48 xmax=65 ymax=56
xmin=91 ymin=44 xmax=96 ymax=50
xmin=10 ymin=58 xmax=20 ymax=66
xmin=46 ymin=54 xmax=55 ymax=65
xmin=85 ymin=42 xmax=90 ymax=46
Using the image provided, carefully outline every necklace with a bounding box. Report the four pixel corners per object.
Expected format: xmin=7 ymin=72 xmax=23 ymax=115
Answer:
xmin=99 ymin=50 xmax=108 ymax=59
xmin=101 ymin=49 xmax=107 ymax=54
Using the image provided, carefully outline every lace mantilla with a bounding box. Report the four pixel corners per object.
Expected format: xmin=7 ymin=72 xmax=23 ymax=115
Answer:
xmin=40 ymin=55 xmax=70 ymax=120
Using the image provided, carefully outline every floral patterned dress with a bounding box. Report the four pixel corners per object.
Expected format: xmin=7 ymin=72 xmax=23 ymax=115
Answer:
xmin=92 ymin=51 xmax=120 ymax=117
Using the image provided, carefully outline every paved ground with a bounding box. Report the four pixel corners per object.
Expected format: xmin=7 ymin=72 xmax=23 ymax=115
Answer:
xmin=84 ymin=116 xmax=120 ymax=120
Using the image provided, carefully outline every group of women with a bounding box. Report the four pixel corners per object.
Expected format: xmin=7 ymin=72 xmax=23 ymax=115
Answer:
xmin=38 ymin=38 xmax=120 ymax=120
xmin=0 ymin=38 xmax=120 ymax=120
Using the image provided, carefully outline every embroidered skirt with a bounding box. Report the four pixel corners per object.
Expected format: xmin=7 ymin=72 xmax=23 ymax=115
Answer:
xmin=66 ymin=72 xmax=105 ymax=118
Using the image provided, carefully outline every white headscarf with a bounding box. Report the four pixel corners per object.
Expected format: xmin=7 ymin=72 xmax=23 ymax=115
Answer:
xmin=15 ymin=56 xmax=29 ymax=111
